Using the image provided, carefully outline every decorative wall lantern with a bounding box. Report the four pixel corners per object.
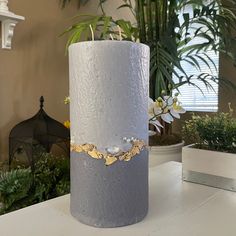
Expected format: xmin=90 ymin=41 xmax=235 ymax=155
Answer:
xmin=0 ymin=0 xmax=24 ymax=49
xmin=9 ymin=96 xmax=70 ymax=170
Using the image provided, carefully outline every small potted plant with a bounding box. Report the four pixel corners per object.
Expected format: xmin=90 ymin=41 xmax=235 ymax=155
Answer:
xmin=182 ymin=105 xmax=236 ymax=191
xmin=148 ymin=90 xmax=186 ymax=166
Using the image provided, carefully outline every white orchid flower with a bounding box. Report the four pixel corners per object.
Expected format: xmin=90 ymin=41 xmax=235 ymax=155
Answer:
xmin=154 ymin=106 xmax=162 ymax=116
xmin=170 ymin=104 xmax=185 ymax=119
xmin=174 ymin=106 xmax=186 ymax=114
xmin=149 ymin=120 xmax=163 ymax=133
xmin=161 ymin=113 xmax=174 ymax=123
xmin=164 ymin=96 xmax=174 ymax=106
xmin=148 ymin=98 xmax=155 ymax=119
xmin=149 ymin=97 xmax=155 ymax=107
xmin=150 ymin=119 xmax=163 ymax=128
xmin=172 ymin=101 xmax=186 ymax=114
xmin=170 ymin=109 xmax=181 ymax=119
xmin=149 ymin=122 xmax=160 ymax=133
xmin=148 ymin=92 xmax=186 ymax=134
xmin=155 ymin=98 xmax=165 ymax=108
xmin=154 ymin=98 xmax=165 ymax=115
xmin=169 ymin=96 xmax=185 ymax=118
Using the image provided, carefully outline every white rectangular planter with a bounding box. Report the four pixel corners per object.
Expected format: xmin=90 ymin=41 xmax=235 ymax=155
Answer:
xmin=182 ymin=144 xmax=236 ymax=192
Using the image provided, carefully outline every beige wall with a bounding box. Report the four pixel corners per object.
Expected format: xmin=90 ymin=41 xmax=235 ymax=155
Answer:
xmin=0 ymin=0 xmax=131 ymax=161
xmin=0 ymin=0 xmax=76 ymax=161
xmin=0 ymin=0 xmax=235 ymax=161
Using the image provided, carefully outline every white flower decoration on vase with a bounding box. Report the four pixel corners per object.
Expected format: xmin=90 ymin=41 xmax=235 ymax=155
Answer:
xmin=149 ymin=92 xmax=186 ymax=135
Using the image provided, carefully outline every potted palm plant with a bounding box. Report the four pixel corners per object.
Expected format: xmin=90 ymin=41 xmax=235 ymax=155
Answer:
xmin=61 ymin=0 xmax=236 ymax=166
xmin=182 ymin=105 xmax=236 ymax=191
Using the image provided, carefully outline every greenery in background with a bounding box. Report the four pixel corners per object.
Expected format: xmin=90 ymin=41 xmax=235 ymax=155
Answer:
xmin=62 ymin=0 xmax=236 ymax=99
xmin=0 ymin=151 xmax=70 ymax=215
xmin=60 ymin=0 xmax=89 ymax=8
xmin=61 ymin=0 xmax=236 ymax=143
xmin=0 ymin=169 xmax=33 ymax=213
xmin=182 ymin=106 xmax=236 ymax=153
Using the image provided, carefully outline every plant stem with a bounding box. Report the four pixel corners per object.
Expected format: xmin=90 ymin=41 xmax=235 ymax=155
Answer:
xmin=137 ymin=0 xmax=146 ymax=42
xmin=146 ymin=0 xmax=153 ymax=43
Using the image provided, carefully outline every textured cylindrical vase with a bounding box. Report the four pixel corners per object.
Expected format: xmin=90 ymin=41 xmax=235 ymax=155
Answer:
xmin=69 ymin=41 xmax=150 ymax=228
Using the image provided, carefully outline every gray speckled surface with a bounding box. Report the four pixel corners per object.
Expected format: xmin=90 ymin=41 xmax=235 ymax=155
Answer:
xmin=70 ymin=150 xmax=149 ymax=228
xmin=69 ymin=41 xmax=150 ymax=151
xmin=69 ymin=41 xmax=150 ymax=227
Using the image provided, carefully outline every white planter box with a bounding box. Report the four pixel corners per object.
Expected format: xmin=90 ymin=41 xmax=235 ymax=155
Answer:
xmin=182 ymin=144 xmax=236 ymax=192
xmin=149 ymin=142 xmax=184 ymax=167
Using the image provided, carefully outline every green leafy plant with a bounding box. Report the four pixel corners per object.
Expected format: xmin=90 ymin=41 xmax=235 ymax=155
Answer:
xmin=0 ymin=152 xmax=70 ymax=215
xmin=62 ymin=15 xmax=139 ymax=49
xmin=62 ymin=0 xmax=236 ymax=99
xmin=0 ymin=168 xmax=33 ymax=214
xmin=182 ymin=107 xmax=236 ymax=153
xmin=61 ymin=0 xmax=236 ymax=143
xmin=33 ymin=153 xmax=70 ymax=202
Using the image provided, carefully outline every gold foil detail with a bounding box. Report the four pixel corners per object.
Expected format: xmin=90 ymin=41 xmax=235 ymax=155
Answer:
xmin=104 ymin=156 xmax=118 ymax=166
xmin=71 ymin=140 xmax=146 ymax=166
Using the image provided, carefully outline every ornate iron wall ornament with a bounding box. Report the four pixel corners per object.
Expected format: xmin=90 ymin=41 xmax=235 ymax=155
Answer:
xmin=71 ymin=138 xmax=147 ymax=166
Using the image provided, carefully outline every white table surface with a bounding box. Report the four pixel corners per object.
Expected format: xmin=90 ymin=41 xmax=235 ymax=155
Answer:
xmin=1 ymin=161 xmax=236 ymax=236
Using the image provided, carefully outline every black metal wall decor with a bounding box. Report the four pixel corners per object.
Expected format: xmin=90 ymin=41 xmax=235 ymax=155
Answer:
xmin=9 ymin=96 xmax=70 ymax=169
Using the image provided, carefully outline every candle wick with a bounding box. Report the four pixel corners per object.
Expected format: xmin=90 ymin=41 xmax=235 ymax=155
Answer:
xmin=89 ymin=24 xmax=94 ymax=41
xmin=117 ymin=25 xmax=122 ymax=41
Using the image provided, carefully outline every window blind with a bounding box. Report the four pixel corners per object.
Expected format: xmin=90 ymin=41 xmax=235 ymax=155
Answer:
xmin=176 ymin=51 xmax=219 ymax=112
xmin=174 ymin=4 xmax=219 ymax=112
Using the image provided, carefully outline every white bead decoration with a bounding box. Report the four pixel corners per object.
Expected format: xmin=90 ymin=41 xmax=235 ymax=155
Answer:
xmin=106 ymin=146 xmax=121 ymax=155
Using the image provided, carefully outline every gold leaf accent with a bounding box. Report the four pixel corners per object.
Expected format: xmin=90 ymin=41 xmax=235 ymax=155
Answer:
xmin=87 ymin=150 xmax=103 ymax=159
xmin=71 ymin=139 xmax=146 ymax=166
xmin=104 ymin=156 xmax=118 ymax=166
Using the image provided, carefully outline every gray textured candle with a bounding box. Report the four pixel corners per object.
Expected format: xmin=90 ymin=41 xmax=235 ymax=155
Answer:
xmin=69 ymin=41 xmax=150 ymax=228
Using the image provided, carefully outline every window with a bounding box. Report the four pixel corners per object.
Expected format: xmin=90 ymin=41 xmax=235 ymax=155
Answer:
xmin=176 ymin=51 xmax=219 ymax=112
xmin=174 ymin=4 xmax=219 ymax=112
